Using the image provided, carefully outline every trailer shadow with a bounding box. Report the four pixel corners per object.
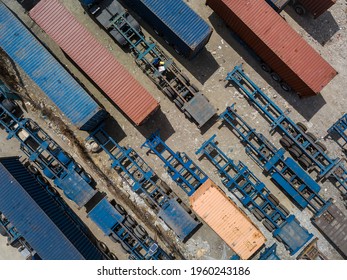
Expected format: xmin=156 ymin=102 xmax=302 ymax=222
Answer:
xmin=208 ymin=12 xmax=327 ymax=121
xmin=100 ymin=116 xmax=127 ymax=143
xmin=136 ymin=109 xmax=175 ymax=142
xmin=284 ymin=9 xmax=340 ymax=46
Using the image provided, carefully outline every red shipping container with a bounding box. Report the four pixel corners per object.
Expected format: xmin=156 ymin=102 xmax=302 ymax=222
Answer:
xmin=29 ymin=0 xmax=159 ymax=125
xmin=299 ymin=0 xmax=336 ymax=19
xmin=207 ymin=0 xmax=337 ymax=96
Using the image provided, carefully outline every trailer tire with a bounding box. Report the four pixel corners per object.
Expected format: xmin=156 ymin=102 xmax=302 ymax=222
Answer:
xmin=184 ymin=111 xmax=192 ymax=119
xmin=124 ymin=215 xmax=137 ymax=228
xmin=114 ymin=203 xmax=127 ymax=216
xmin=275 ymin=235 xmax=283 ymax=243
xmin=260 ymin=147 xmax=271 ymax=158
xmin=278 ymin=204 xmax=290 ymax=217
xmin=2 ymin=99 xmax=18 ymax=114
xmin=159 ymin=181 xmax=172 ymax=195
xmin=294 ymin=4 xmax=306 ymax=15
xmin=134 ymin=225 xmax=147 ymax=239
xmin=263 ymin=219 xmax=275 ymax=232
xmin=179 ymin=73 xmax=190 ymax=84
xmin=268 ymin=194 xmax=280 ymax=206
xmin=27 ymin=165 xmax=39 ymax=175
xmin=270 ymin=72 xmax=281 ymax=82
xmin=120 ymin=242 xmax=131 ymax=254
xmin=180 ymin=202 xmax=192 ymax=214
xmin=261 ymin=63 xmax=271 ymax=73
xmin=289 ymin=146 xmax=302 ymax=158
xmin=97 ymin=241 xmax=109 ymax=254
xmin=296 ymin=122 xmax=308 ymax=132
xmin=280 ymin=136 xmax=293 ymax=148
xmin=305 ymin=132 xmax=317 ymax=142
xmin=298 ymin=155 xmax=312 ymax=169
xmin=173 ymin=99 xmax=183 ymax=109
xmin=280 ymin=82 xmax=291 ymax=92
xmin=48 ymin=186 xmax=59 ymax=197
xmin=163 ymin=87 xmax=174 ymax=98
xmin=107 ymin=252 xmax=118 ymax=260
xmin=0 ymin=225 xmax=8 ymax=236
xmin=316 ymin=142 xmax=327 ymax=152
xmin=109 ymin=233 xmax=120 ymax=243
xmin=252 ymin=208 xmax=264 ymax=221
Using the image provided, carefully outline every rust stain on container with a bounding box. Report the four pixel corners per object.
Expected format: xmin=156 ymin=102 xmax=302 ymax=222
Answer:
xmin=299 ymin=0 xmax=336 ymax=18
xmin=189 ymin=179 xmax=266 ymax=259
xmin=207 ymin=0 xmax=337 ymax=97
xmin=29 ymin=0 xmax=159 ymax=125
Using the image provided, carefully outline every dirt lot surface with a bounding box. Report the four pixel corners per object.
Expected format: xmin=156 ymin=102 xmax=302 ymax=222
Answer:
xmin=1 ymin=0 xmax=346 ymax=260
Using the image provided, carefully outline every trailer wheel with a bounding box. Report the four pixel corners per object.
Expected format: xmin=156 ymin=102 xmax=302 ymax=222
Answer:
xmin=270 ymin=72 xmax=281 ymax=82
xmin=27 ymin=165 xmax=39 ymax=175
xmin=173 ymin=99 xmax=183 ymax=109
xmin=278 ymin=204 xmax=290 ymax=217
xmin=163 ymin=87 xmax=174 ymax=98
xmin=2 ymin=99 xmax=18 ymax=114
xmin=296 ymin=122 xmax=308 ymax=132
xmin=252 ymin=208 xmax=264 ymax=221
xmin=48 ymin=186 xmax=59 ymax=197
xmin=107 ymin=252 xmax=118 ymax=260
xmin=114 ymin=203 xmax=127 ymax=216
xmin=305 ymin=132 xmax=317 ymax=142
xmin=275 ymin=235 xmax=283 ymax=243
xmin=0 ymin=224 xmax=8 ymax=236
xmin=261 ymin=63 xmax=271 ymax=73
xmin=144 ymin=197 xmax=157 ymax=209
xmin=37 ymin=175 xmax=49 ymax=187
xmin=180 ymin=202 xmax=192 ymax=214
xmin=189 ymin=84 xmax=199 ymax=93
xmin=268 ymin=194 xmax=280 ymax=206
xmin=260 ymin=147 xmax=271 ymax=158
xmin=73 ymin=162 xmax=83 ymax=173
xmin=262 ymin=219 xmax=275 ymax=232
xmin=109 ymin=233 xmax=120 ymax=243
xmin=294 ymin=4 xmax=306 ymax=15
xmin=184 ymin=111 xmax=192 ymax=119
xmin=159 ymin=181 xmax=172 ymax=195
xmin=96 ymin=241 xmax=109 ymax=253
xmin=279 ymin=136 xmax=293 ymax=148
xmin=134 ymin=225 xmax=147 ymax=240
xmin=288 ymin=146 xmax=302 ymax=158
xmin=120 ymin=242 xmax=131 ymax=254
xmin=179 ymin=73 xmax=190 ymax=84
xmin=10 ymin=239 xmax=21 ymax=248
xmin=124 ymin=215 xmax=137 ymax=228
xmin=298 ymin=155 xmax=312 ymax=169
xmin=280 ymin=82 xmax=291 ymax=92
xmin=316 ymin=142 xmax=327 ymax=152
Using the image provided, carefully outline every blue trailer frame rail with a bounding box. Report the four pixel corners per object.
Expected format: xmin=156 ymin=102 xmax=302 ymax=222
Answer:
xmin=196 ymin=134 xmax=313 ymax=255
xmin=225 ymin=65 xmax=347 ymax=195
xmin=0 ymin=96 xmax=172 ymax=260
xmin=259 ymin=244 xmax=281 ymax=260
xmin=220 ymin=105 xmax=347 ymax=258
xmin=327 ymin=113 xmax=347 ymax=148
xmin=82 ymin=0 xmax=215 ymax=128
xmin=219 ymin=105 xmax=331 ymax=214
xmin=142 ymin=131 xmax=208 ymax=197
xmin=87 ymin=126 xmax=200 ymax=242
xmin=0 ymin=212 xmax=38 ymax=259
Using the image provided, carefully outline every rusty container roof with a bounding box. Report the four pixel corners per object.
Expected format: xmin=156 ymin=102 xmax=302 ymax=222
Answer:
xmin=189 ymin=179 xmax=266 ymax=259
xmin=29 ymin=0 xmax=159 ymax=125
xmin=206 ymin=0 xmax=337 ymax=96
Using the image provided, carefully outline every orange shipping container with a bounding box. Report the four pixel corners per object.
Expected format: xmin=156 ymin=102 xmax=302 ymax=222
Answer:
xmin=189 ymin=179 xmax=266 ymax=259
xmin=29 ymin=0 xmax=159 ymax=125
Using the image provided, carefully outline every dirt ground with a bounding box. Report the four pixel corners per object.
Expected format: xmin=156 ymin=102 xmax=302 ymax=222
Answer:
xmin=0 ymin=0 xmax=346 ymax=260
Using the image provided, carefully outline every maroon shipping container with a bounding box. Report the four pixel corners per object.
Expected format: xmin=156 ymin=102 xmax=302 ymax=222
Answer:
xmin=299 ymin=0 xmax=336 ymax=19
xmin=29 ymin=0 xmax=159 ymax=125
xmin=207 ymin=0 xmax=337 ymax=96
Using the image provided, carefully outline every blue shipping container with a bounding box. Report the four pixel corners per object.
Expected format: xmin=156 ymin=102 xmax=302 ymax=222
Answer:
xmin=124 ymin=0 xmax=212 ymax=59
xmin=0 ymin=157 xmax=106 ymax=260
xmin=0 ymin=3 xmax=108 ymax=131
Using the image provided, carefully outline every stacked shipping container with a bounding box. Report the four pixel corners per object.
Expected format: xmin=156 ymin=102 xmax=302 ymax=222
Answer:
xmin=29 ymin=0 xmax=159 ymax=125
xmin=206 ymin=0 xmax=337 ymax=96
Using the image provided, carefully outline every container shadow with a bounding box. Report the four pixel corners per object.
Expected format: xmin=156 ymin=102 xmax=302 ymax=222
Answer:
xmin=136 ymin=109 xmax=175 ymax=142
xmin=284 ymin=9 xmax=340 ymax=46
xmin=208 ymin=12 xmax=326 ymax=121
xmin=124 ymin=7 xmax=220 ymax=85
xmin=100 ymin=116 xmax=127 ymax=143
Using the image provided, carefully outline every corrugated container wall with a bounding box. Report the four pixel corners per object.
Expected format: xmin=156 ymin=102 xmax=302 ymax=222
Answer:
xmin=189 ymin=179 xmax=266 ymax=259
xmin=29 ymin=0 xmax=159 ymax=125
xmin=299 ymin=0 xmax=336 ymax=18
xmin=124 ymin=0 xmax=213 ymax=59
xmin=0 ymin=3 xmax=108 ymax=131
xmin=206 ymin=0 xmax=337 ymax=97
xmin=0 ymin=157 xmax=106 ymax=260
